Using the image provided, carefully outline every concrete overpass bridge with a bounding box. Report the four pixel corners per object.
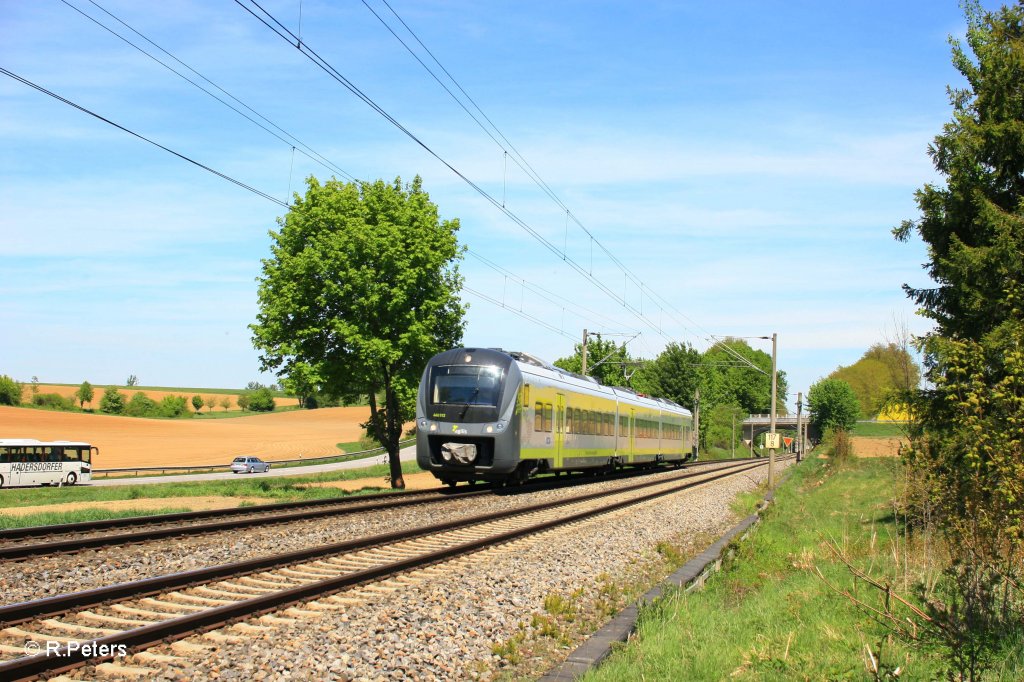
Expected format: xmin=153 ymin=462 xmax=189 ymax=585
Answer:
xmin=740 ymin=414 xmax=819 ymax=452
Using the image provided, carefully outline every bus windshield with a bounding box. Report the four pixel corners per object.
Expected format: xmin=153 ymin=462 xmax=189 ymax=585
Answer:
xmin=430 ymin=365 xmax=504 ymax=407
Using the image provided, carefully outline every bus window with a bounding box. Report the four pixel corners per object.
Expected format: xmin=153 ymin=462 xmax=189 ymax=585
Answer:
xmin=0 ymin=447 xmax=8 ymax=464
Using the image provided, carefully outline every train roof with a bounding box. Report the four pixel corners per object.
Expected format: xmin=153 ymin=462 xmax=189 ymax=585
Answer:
xmin=483 ymin=348 xmax=690 ymax=415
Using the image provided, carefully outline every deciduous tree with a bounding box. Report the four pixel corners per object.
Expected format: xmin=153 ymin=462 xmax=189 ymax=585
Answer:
xmin=76 ymin=381 xmax=94 ymax=409
xmin=251 ymin=175 xmax=465 ymax=488
xmin=807 ymin=378 xmax=859 ymax=433
xmin=553 ymin=337 xmax=637 ymax=388
xmin=0 ymin=375 xmax=23 ymax=406
xmin=894 ymin=3 xmax=1024 ymax=670
xmin=99 ymin=387 xmax=125 ymax=414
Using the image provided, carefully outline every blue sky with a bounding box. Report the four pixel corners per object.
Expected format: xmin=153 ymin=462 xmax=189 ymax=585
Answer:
xmin=0 ymin=0 xmax=980 ymax=407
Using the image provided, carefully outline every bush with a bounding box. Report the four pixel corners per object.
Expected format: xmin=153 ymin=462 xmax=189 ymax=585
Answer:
xmin=32 ymin=392 xmax=76 ymax=411
xmin=0 ymin=375 xmax=23 ymax=406
xmin=808 ymin=378 xmax=860 ymax=433
xmin=125 ymin=392 xmax=158 ymax=417
xmin=99 ymin=387 xmax=126 ymax=414
xmin=158 ymin=395 xmax=190 ymax=418
xmin=247 ymin=387 xmax=276 ymax=412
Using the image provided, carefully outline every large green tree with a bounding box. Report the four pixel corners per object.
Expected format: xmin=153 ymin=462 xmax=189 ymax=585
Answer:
xmin=553 ymin=337 xmax=638 ymax=387
xmin=252 ymin=175 xmax=466 ymax=488
xmin=806 ymin=378 xmax=859 ymax=433
xmin=631 ymin=341 xmax=702 ymax=410
xmin=700 ymin=338 xmax=787 ymax=415
xmin=895 ymin=3 xmax=1024 ymax=672
xmin=828 ymin=343 xmax=921 ymax=417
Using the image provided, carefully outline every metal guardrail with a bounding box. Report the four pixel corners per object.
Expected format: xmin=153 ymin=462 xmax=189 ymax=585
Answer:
xmin=91 ymin=438 xmax=416 ymax=477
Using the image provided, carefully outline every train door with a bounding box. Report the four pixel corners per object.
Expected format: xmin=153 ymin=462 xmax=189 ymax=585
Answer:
xmin=622 ymin=405 xmax=630 ymax=458
xmin=555 ymin=394 xmax=565 ymax=468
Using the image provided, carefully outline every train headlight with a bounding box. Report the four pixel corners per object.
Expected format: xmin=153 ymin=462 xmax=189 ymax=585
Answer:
xmin=418 ymin=418 xmax=427 ymax=428
xmin=429 ymin=422 xmax=438 ymax=432
xmin=485 ymin=425 xmax=494 ymax=434
xmin=495 ymin=420 xmax=506 ymax=432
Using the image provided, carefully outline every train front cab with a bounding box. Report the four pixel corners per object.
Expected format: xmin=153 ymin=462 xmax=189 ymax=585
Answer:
xmin=416 ymin=348 xmax=523 ymax=484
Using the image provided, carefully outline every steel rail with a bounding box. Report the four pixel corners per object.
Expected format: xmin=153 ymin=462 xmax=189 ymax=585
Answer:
xmin=0 ymin=459 xmax=767 ymax=625
xmin=0 ymin=457 xmax=756 ymax=559
xmin=0 ymin=487 xmax=445 ymax=540
xmin=0 ymin=457 xmax=785 ymax=680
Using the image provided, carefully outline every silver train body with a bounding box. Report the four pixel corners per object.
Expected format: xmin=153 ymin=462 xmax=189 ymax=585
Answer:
xmin=416 ymin=347 xmax=694 ymax=485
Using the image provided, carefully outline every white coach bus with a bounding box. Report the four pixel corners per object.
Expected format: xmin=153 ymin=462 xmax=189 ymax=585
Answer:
xmin=0 ymin=439 xmax=95 ymax=487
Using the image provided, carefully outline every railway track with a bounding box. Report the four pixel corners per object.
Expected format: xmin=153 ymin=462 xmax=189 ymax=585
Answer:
xmin=0 ymin=458 xmax=748 ymax=561
xmin=0 ymin=457 xmax=786 ymax=680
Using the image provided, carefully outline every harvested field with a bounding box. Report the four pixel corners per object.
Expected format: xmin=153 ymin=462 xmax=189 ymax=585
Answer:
xmin=0 ymin=405 xmax=372 ymax=469
xmin=851 ymin=435 xmax=905 ymax=458
xmin=30 ymin=385 xmax=299 ymax=410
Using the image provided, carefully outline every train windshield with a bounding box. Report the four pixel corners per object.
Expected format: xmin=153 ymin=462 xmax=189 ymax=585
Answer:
xmin=430 ymin=365 xmax=504 ymax=407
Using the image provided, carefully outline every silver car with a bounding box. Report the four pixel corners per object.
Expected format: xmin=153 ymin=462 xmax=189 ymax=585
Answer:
xmin=230 ymin=456 xmax=271 ymax=474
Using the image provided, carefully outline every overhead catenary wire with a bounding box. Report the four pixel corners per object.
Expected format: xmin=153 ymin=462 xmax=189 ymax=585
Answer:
xmin=233 ymin=0 xmax=685 ymax=352
xmin=361 ymin=0 xmax=772 ymax=375
xmin=362 ymin=0 xmax=721 ymax=347
xmin=65 ymin=0 xmax=359 ymax=185
xmin=0 ymin=66 xmax=289 ymax=208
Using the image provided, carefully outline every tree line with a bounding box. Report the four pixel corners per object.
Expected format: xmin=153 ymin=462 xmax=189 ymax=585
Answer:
xmin=0 ymin=376 xmax=277 ymax=417
xmin=551 ymin=336 xmax=788 ymax=454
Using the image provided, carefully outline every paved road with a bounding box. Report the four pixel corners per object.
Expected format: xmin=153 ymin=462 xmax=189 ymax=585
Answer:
xmin=87 ymin=446 xmax=417 ymax=487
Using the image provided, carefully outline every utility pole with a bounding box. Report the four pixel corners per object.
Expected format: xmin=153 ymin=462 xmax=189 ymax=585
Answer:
xmin=768 ymin=332 xmax=777 ymax=489
xmin=692 ymin=388 xmax=700 ymax=460
xmin=581 ymin=328 xmax=589 ymax=376
xmin=796 ymin=391 xmax=803 ymax=462
xmin=731 ymin=413 xmax=735 ymax=458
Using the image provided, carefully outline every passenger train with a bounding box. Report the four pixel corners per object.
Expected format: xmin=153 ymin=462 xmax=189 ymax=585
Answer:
xmin=416 ymin=347 xmax=695 ymax=485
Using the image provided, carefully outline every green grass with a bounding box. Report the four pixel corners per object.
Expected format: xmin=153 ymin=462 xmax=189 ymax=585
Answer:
xmin=584 ymin=452 xmax=979 ymax=681
xmin=0 ymin=507 xmax=195 ymax=530
xmin=0 ymin=459 xmax=424 ymax=514
xmin=852 ymin=421 xmax=907 ymax=438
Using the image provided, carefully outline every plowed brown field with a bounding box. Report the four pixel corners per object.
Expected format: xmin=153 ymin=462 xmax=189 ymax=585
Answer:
xmin=851 ymin=436 xmax=905 ymax=457
xmin=0 ymin=405 xmax=371 ymax=469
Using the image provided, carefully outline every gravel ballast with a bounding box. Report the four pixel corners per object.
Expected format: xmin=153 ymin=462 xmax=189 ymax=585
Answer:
xmin=59 ymin=459 xmax=792 ymax=681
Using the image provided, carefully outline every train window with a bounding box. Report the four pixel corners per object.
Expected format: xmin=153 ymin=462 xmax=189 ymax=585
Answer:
xmin=574 ymin=408 xmax=582 ymax=434
xmin=566 ymin=408 xmax=573 ymax=434
xmin=534 ymin=402 xmax=544 ymax=432
xmin=522 ymin=384 xmax=530 ymax=407
xmin=585 ymin=410 xmax=593 ymax=435
xmin=430 ymin=365 xmax=504 ymax=406
xmin=544 ymin=404 xmax=553 ymax=432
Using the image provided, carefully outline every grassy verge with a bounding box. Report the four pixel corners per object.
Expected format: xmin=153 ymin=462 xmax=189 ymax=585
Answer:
xmin=0 ymin=459 xmax=424 ymax=516
xmin=0 ymin=507 xmax=196 ymax=530
xmin=584 ymin=450 xmax=964 ymax=681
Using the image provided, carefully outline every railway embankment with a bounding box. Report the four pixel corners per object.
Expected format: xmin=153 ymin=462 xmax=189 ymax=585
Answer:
xmin=580 ymin=442 xmax=1024 ymax=680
